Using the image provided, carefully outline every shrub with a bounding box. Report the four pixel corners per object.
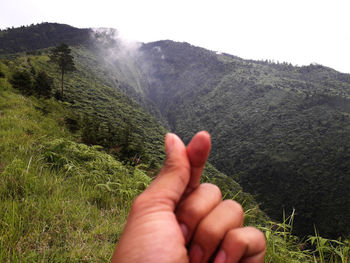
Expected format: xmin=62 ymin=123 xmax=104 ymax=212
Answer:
xmin=33 ymin=71 xmax=53 ymax=98
xmin=9 ymin=70 xmax=33 ymax=95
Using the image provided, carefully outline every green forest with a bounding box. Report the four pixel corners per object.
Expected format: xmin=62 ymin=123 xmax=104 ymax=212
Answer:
xmin=135 ymin=41 xmax=350 ymax=239
xmin=0 ymin=23 xmax=349 ymax=262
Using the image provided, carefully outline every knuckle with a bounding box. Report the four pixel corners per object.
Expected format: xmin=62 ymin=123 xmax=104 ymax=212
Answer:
xmin=223 ymin=199 xmax=244 ymax=219
xmin=183 ymin=202 xmax=203 ymax=218
xmin=177 ymin=201 xmax=202 ymax=224
xmin=131 ymin=193 xmax=149 ymax=212
xmin=246 ymin=227 xmax=267 ymax=250
xmin=227 ymin=228 xmax=245 ymax=245
xmin=196 ymin=222 xmax=222 ymax=246
xmin=201 ymin=183 xmax=222 ymax=199
xmin=177 ymin=184 xmax=222 ymax=222
xmin=226 ymin=227 xmax=267 ymax=253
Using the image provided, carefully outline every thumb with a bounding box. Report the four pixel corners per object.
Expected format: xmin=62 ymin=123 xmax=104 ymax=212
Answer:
xmin=142 ymin=133 xmax=191 ymax=211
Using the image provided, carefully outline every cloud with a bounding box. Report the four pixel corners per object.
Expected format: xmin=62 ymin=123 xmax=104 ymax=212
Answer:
xmin=91 ymin=27 xmax=142 ymax=61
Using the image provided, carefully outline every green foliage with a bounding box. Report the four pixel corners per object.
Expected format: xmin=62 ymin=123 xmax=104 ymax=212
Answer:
xmin=49 ymin=43 xmax=76 ymax=96
xmin=0 ymin=158 xmax=28 ymax=199
xmin=0 ymin=22 xmax=92 ymax=54
xmin=4 ymin=58 xmax=52 ymax=98
xmin=9 ymin=70 xmax=33 ymax=95
xmin=130 ymin=40 xmax=350 ymax=238
xmin=79 ymin=116 xmax=147 ymax=165
xmin=261 ymin=211 xmax=312 ymax=263
xmin=65 ymin=38 xmax=350 ymax=238
xmin=2 ymin=47 xmax=167 ymax=167
xmin=1 ymin=24 xmax=349 ymax=262
xmin=0 ymin=81 xmax=149 ymax=261
xmin=33 ymin=70 xmax=53 ymax=98
xmin=308 ymin=228 xmax=350 ymax=263
xmin=261 ymin=212 xmax=350 ymax=263
xmin=42 ymin=138 xmax=150 ymax=207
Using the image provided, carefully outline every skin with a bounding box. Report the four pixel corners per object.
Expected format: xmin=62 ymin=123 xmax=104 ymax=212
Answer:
xmin=111 ymin=131 xmax=266 ymax=263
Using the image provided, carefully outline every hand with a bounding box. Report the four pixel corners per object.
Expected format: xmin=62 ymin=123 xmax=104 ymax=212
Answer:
xmin=111 ymin=131 xmax=266 ymax=263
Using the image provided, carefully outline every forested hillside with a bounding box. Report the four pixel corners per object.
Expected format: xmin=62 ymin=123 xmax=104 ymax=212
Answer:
xmin=0 ymin=24 xmax=269 ymax=261
xmin=0 ymin=23 xmax=91 ymax=54
xmin=134 ymin=41 xmax=350 ymax=238
xmin=1 ymin=23 xmax=349 ymax=262
xmin=2 ymin=23 xmax=348 ymax=238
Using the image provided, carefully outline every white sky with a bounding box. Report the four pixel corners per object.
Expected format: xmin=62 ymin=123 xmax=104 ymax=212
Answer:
xmin=1 ymin=0 xmax=349 ymax=73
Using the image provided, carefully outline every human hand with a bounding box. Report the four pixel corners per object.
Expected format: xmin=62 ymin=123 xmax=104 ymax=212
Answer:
xmin=111 ymin=131 xmax=266 ymax=263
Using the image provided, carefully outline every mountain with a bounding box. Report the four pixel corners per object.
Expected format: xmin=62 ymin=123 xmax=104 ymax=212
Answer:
xmin=89 ymin=36 xmax=349 ymax=238
xmin=0 ymin=22 xmax=92 ymax=54
xmin=132 ymin=41 xmax=350 ymax=238
xmin=1 ymin=23 xmax=349 ymax=239
xmin=0 ymin=24 xmax=267 ymax=261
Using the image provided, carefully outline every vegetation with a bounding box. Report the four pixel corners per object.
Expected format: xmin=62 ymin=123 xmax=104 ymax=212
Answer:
xmin=33 ymin=70 xmax=54 ymax=98
xmin=0 ymin=86 xmax=149 ymax=262
xmin=132 ymin=40 xmax=350 ymax=239
xmin=9 ymin=70 xmax=32 ymax=94
xmin=49 ymin=43 xmax=76 ymax=96
xmin=0 ymin=23 xmax=349 ymax=262
xmin=0 ymin=72 xmax=348 ymax=262
xmin=0 ymin=22 xmax=91 ymax=54
xmin=62 ymin=37 xmax=349 ymax=238
xmin=0 ymin=53 xmax=262 ymax=262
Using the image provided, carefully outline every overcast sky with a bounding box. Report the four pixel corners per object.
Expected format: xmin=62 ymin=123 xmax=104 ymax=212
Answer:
xmin=1 ymin=0 xmax=349 ymax=73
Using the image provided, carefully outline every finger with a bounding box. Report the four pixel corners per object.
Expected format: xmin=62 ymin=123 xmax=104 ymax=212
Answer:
xmin=139 ymin=133 xmax=191 ymax=211
xmin=175 ymin=183 xmax=222 ymax=243
xmin=186 ymin=131 xmax=211 ymax=192
xmin=213 ymin=227 xmax=266 ymax=263
xmin=189 ymin=200 xmax=244 ymax=263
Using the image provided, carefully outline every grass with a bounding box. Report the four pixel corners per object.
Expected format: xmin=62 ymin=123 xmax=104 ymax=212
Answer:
xmin=1 ymin=53 xmax=349 ymax=263
xmin=261 ymin=211 xmax=349 ymax=263
xmin=0 ymin=82 xmax=149 ymax=262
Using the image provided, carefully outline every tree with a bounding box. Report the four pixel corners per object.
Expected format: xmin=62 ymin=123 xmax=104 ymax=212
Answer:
xmin=33 ymin=71 xmax=53 ymax=98
xmin=119 ymin=118 xmax=146 ymax=164
xmin=81 ymin=117 xmax=101 ymax=146
xmin=10 ymin=70 xmax=33 ymax=95
xmin=49 ymin=43 xmax=75 ymax=97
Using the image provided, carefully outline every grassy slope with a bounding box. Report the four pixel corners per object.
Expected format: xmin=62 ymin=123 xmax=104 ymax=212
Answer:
xmin=0 ymin=54 xmax=250 ymax=261
xmin=0 ymin=77 xmax=151 ymax=262
xmin=30 ymin=48 xmax=167 ymax=162
xmin=1 ymin=74 xmax=349 ymax=263
xmin=1 ymin=52 xmax=349 ymax=263
xmin=0 ymin=52 xmax=276 ymax=262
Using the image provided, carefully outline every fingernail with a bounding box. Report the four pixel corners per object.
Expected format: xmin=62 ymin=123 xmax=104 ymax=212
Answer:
xmin=179 ymin=223 xmax=188 ymax=240
xmin=165 ymin=133 xmax=175 ymax=154
xmin=189 ymin=244 xmax=203 ymax=263
xmin=214 ymin=250 xmax=226 ymax=263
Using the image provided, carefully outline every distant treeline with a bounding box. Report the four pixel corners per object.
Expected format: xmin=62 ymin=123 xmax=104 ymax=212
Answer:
xmin=0 ymin=22 xmax=92 ymax=54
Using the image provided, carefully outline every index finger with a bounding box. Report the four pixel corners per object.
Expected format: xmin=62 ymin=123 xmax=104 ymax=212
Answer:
xmin=186 ymin=131 xmax=211 ymax=193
